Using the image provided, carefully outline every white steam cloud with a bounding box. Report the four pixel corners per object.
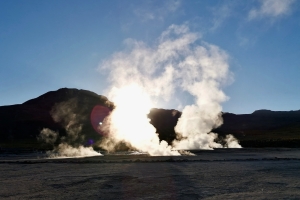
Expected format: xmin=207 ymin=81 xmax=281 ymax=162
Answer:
xmin=99 ymin=24 xmax=241 ymax=155
xmin=173 ymin=40 xmax=234 ymax=150
xmin=38 ymin=128 xmax=58 ymax=145
xmin=46 ymin=143 xmax=101 ymax=158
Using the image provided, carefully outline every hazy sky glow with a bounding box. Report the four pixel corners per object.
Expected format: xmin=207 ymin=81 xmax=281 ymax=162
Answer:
xmin=1 ymin=0 xmax=299 ymax=114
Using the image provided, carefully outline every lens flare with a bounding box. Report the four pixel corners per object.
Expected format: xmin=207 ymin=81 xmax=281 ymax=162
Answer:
xmin=90 ymin=105 xmax=111 ymax=135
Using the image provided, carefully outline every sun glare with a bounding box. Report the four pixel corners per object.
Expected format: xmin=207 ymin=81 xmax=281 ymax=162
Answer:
xmin=104 ymin=84 xmax=180 ymax=155
xmin=109 ymin=84 xmax=156 ymax=143
xmin=111 ymin=84 xmax=153 ymax=114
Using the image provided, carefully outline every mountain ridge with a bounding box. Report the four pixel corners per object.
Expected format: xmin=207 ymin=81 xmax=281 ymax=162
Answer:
xmin=1 ymin=88 xmax=300 ymax=149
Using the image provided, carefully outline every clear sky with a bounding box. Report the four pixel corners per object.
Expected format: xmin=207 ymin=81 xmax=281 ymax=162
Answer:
xmin=0 ymin=0 xmax=299 ymax=114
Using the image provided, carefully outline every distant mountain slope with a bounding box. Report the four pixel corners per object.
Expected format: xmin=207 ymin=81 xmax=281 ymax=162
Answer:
xmin=214 ymin=110 xmax=300 ymax=147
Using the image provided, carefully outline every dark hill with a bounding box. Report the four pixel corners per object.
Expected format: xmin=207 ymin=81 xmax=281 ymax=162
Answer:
xmin=0 ymin=88 xmax=114 ymax=149
xmin=214 ymin=110 xmax=300 ymax=147
xmin=148 ymin=108 xmax=181 ymax=143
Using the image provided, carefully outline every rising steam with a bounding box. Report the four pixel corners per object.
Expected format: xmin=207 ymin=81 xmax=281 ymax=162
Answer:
xmin=39 ymin=99 xmax=102 ymax=158
xmin=99 ymin=24 xmax=241 ymax=155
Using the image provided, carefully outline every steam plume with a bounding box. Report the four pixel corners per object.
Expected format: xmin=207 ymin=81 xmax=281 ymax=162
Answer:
xmin=99 ymin=24 xmax=241 ymax=155
xmin=173 ymin=42 xmax=238 ymax=150
xmin=38 ymin=128 xmax=58 ymax=145
xmin=39 ymin=99 xmax=102 ymax=158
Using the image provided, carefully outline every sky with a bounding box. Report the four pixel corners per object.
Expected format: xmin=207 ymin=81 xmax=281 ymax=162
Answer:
xmin=0 ymin=0 xmax=299 ymax=114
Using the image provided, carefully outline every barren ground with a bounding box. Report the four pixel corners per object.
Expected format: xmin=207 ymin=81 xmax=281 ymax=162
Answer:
xmin=1 ymin=149 xmax=300 ymax=199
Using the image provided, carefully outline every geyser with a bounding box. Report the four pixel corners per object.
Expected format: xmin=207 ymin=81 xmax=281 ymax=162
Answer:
xmin=99 ymin=24 xmax=241 ymax=155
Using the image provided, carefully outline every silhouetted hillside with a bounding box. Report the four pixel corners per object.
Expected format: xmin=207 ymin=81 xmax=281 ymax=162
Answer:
xmin=214 ymin=110 xmax=300 ymax=147
xmin=0 ymin=88 xmax=114 ymax=149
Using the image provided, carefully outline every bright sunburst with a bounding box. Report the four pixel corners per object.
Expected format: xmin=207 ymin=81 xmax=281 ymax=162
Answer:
xmin=104 ymin=84 xmax=180 ymax=156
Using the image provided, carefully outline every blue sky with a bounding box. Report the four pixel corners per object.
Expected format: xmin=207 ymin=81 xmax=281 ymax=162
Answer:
xmin=0 ymin=0 xmax=299 ymax=114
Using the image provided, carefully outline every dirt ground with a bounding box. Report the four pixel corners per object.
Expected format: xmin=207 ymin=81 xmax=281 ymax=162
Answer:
xmin=1 ymin=149 xmax=300 ymax=199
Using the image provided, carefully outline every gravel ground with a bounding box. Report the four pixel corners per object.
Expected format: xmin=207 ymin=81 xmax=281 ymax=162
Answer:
xmin=1 ymin=149 xmax=300 ymax=199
